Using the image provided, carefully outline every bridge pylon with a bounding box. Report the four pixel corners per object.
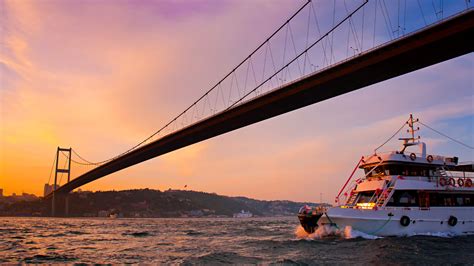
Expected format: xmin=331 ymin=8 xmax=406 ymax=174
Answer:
xmin=52 ymin=147 xmax=72 ymax=217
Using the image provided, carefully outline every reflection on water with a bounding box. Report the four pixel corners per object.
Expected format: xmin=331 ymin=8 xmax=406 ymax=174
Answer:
xmin=0 ymin=217 xmax=473 ymax=263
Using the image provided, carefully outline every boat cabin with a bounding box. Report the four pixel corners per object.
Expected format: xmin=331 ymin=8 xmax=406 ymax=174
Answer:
xmin=339 ymin=150 xmax=473 ymax=210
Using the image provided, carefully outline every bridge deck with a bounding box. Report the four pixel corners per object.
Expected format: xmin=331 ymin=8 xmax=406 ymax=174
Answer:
xmin=47 ymin=9 xmax=474 ymax=198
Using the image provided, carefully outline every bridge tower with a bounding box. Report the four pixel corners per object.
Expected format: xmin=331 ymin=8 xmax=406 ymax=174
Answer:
xmin=52 ymin=147 xmax=72 ymax=217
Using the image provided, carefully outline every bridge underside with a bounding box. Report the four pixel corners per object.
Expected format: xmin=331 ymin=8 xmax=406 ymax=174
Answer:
xmin=49 ymin=10 xmax=474 ymax=197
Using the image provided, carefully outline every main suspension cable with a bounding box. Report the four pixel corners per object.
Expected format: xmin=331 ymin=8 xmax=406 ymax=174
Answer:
xmin=226 ymin=0 xmax=368 ymax=110
xmin=63 ymin=0 xmax=313 ymax=167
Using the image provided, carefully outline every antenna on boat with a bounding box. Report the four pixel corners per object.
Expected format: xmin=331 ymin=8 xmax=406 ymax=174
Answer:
xmin=399 ymin=114 xmax=420 ymax=154
xmin=407 ymin=114 xmax=420 ymax=142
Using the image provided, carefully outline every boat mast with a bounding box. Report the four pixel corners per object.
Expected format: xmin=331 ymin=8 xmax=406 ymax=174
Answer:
xmin=400 ymin=114 xmax=420 ymax=153
xmin=407 ymin=114 xmax=419 ymax=143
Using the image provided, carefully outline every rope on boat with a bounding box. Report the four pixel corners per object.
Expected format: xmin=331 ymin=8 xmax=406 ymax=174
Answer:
xmin=418 ymin=121 xmax=474 ymax=150
xmin=374 ymin=117 xmax=473 ymax=153
xmin=367 ymin=215 xmax=393 ymax=235
xmin=374 ymin=119 xmax=409 ymax=153
xmin=324 ymin=212 xmax=339 ymax=229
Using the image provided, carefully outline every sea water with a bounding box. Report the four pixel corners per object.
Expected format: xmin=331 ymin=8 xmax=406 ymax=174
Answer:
xmin=1 ymin=217 xmax=473 ymax=264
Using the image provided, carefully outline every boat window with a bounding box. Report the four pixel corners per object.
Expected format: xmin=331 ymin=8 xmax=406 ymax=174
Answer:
xmin=374 ymin=167 xmax=383 ymax=175
xmin=400 ymin=191 xmax=416 ymax=205
xmin=364 ymin=166 xmax=390 ymax=177
xmin=384 ymin=165 xmax=403 ymax=175
xmin=387 ymin=195 xmax=395 ymax=204
xmin=386 ymin=191 xmax=474 ymax=207
xmin=465 ymin=197 xmax=472 ymax=206
xmin=444 ymin=196 xmax=454 ymax=206
xmin=409 ymin=167 xmax=418 ymax=176
xmin=365 ymin=165 xmax=438 ymax=177
xmin=357 ymin=191 xmax=375 ymax=203
xmin=402 ymin=168 xmax=409 ymax=176
xmin=386 ymin=190 xmax=418 ymax=207
xmin=429 ymin=193 xmax=474 ymax=207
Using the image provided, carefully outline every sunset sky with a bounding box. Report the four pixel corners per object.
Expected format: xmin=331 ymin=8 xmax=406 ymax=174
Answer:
xmin=1 ymin=0 xmax=472 ymax=202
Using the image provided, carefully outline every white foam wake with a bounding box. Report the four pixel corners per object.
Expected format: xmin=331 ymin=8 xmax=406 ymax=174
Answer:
xmin=296 ymin=225 xmax=474 ymax=239
xmin=406 ymin=231 xmax=474 ymax=238
xmin=295 ymin=225 xmax=380 ymax=240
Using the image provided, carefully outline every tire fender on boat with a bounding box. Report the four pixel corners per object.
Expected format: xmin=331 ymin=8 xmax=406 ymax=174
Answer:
xmin=439 ymin=177 xmax=447 ymax=186
xmin=465 ymin=178 xmax=472 ymax=187
xmin=448 ymin=178 xmax=456 ymax=187
xmin=400 ymin=216 xmax=410 ymax=227
xmin=409 ymin=153 xmax=416 ymax=161
xmin=457 ymin=178 xmax=464 ymax=187
xmin=448 ymin=216 xmax=457 ymax=227
xmin=427 ymin=155 xmax=433 ymax=163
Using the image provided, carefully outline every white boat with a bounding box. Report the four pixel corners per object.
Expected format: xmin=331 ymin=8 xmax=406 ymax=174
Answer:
xmin=298 ymin=115 xmax=474 ymax=236
xmin=233 ymin=210 xmax=253 ymax=218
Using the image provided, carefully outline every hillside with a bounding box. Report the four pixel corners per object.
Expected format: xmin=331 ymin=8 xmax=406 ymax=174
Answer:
xmin=0 ymin=189 xmax=322 ymax=217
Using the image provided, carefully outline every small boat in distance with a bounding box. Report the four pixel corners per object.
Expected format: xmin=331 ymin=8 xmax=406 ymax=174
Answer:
xmin=298 ymin=114 xmax=474 ymax=236
xmin=233 ymin=210 xmax=253 ymax=218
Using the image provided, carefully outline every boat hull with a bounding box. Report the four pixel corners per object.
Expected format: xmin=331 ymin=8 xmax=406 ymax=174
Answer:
xmin=298 ymin=213 xmax=323 ymax=233
xmin=317 ymin=207 xmax=474 ymax=236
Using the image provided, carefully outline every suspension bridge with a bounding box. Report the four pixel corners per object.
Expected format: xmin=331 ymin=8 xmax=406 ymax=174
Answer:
xmin=45 ymin=0 xmax=474 ymax=216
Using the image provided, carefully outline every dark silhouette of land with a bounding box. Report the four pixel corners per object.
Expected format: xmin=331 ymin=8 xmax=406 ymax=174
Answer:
xmin=0 ymin=189 xmax=321 ymax=217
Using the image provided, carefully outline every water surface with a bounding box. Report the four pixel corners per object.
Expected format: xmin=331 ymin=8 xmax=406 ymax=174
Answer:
xmin=1 ymin=217 xmax=473 ymax=264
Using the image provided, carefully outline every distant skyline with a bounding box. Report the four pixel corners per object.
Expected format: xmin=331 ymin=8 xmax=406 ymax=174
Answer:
xmin=1 ymin=0 xmax=472 ymax=202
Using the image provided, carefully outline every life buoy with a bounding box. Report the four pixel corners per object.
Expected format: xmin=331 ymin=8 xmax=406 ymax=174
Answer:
xmin=465 ymin=178 xmax=473 ymax=188
xmin=448 ymin=216 xmax=457 ymax=226
xmin=448 ymin=178 xmax=456 ymax=186
xmin=427 ymin=155 xmax=433 ymax=163
xmin=439 ymin=177 xmax=447 ymax=186
xmin=400 ymin=216 xmax=410 ymax=227
xmin=457 ymin=178 xmax=464 ymax=187
xmin=410 ymin=153 xmax=416 ymax=161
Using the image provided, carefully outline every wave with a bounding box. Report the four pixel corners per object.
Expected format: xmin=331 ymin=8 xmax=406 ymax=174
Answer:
xmin=22 ymin=254 xmax=77 ymax=263
xmin=122 ymin=231 xmax=152 ymax=237
xmin=183 ymin=252 xmax=262 ymax=264
xmin=67 ymin=230 xmax=86 ymax=235
xmin=184 ymin=230 xmax=203 ymax=236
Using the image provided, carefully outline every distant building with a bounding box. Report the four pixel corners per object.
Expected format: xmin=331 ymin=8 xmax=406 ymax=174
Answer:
xmin=0 ymin=188 xmax=3 ymax=197
xmin=233 ymin=210 xmax=253 ymax=218
xmin=43 ymin=184 xmax=54 ymax=197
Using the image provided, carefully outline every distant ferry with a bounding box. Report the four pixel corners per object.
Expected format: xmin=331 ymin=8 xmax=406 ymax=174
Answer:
xmin=298 ymin=115 xmax=473 ymax=236
xmin=233 ymin=210 xmax=253 ymax=218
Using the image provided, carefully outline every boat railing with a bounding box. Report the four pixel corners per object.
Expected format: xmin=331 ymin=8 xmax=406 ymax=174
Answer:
xmin=337 ymin=157 xmax=385 ymax=206
xmin=368 ymin=150 xmax=453 ymax=164
xmin=430 ymin=174 xmax=474 ymax=188
xmin=335 ymin=156 xmax=364 ymax=205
